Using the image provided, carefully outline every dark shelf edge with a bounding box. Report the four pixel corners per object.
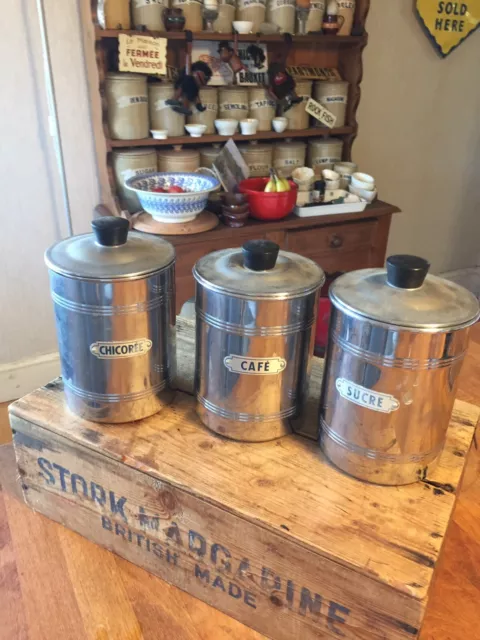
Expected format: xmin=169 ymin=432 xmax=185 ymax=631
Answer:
xmin=108 ymin=126 xmax=356 ymax=148
xmin=96 ymin=28 xmax=366 ymax=45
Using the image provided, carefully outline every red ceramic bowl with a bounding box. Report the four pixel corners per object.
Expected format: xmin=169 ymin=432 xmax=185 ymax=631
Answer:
xmin=239 ymin=178 xmax=298 ymax=221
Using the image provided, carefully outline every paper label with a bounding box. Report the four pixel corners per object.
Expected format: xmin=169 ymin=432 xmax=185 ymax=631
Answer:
xmin=133 ymin=0 xmax=165 ymax=7
xmin=249 ymin=98 xmax=275 ymax=110
xmin=116 ymin=95 xmax=148 ymax=108
xmin=338 ymin=0 xmax=355 ymax=8
xmin=219 ymin=102 xmax=248 ymax=111
xmin=336 ymin=378 xmax=400 ymax=413
xmin=172 ymin=0 xmax=202 ymax=5
xmin=312 ymin=155 xmax=341 ymax=165
xmin=121 ymin=167 xmax=157 ymax=182
xmin=224 ymin=355 xmax=287 ymax=375
xmin=118 ymin=33 xmax=167 ymax=75
xmin=310 ymin=1 xmax=325 ymax=9
xmin=323 ymin=94 xmax=347 ymax=104
xmin=154 ymin=98 xmax=168 ymax=111
xmin=305 ymin=97 xmax=337 ymax=128
xmin=237 ymin=0 xmax=266 ymax=8
xmin=90 ymin=339 xmax=153 ymax=359
xmin=270 ymin=0 xmax=295 ymax=8
xmin=276 ymin=158 xmax=302 ymax=167
xmin=246 ymin=163 xmax=270 ymax=174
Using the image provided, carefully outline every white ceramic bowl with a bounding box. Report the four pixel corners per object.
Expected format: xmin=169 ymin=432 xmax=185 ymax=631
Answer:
xmin=125 ymin=171 xmax=220 ymax=223
xmin=292 ymin=167 xmax=315 ymax=192
xmin=240 ymin=118 xmax=259 ymax=135
xmin=185 ymin=124 xmax=207 ymax=138
xmin=233 ymin=20 xmax=253 ymax=33
xmin=351 ymin=172 xmax=375 ymax=191
xmin=272 ymin=117 xmax=287 ymax=133
xmin=322 ymin=169 xmax=340 ymax=182
xmin=150 ymin=129 xmax=168 ymax=140
xmin=349 ymin=184 xmax=377 ymax=203
xmin=215 ymin=119 xmax=238 ymax=136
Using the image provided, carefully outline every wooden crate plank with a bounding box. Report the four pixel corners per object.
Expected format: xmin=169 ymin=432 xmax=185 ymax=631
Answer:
xmin=12 ymin=415 xmax=453 ymax=640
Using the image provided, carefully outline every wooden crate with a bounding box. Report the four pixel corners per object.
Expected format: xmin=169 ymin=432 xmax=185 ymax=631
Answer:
xmin=10 ymin=318 xmax=478 ymax=640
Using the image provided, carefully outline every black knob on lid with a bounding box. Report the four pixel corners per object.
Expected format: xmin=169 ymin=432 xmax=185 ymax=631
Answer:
xmin=386 ymin=255 xmax=430 ymax=289
xmin=242 ymin=240 xmax=280 ymax=271
xmin=92 ymin=217 xmax=129 ymax=247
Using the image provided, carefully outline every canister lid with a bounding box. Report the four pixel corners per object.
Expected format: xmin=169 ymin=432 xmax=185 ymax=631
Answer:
xmin=45 ymin=217 xmax=175 ymax=281
xmin=157 ymin=147 xmax=199 ymax=159
xmin=112 ymin=148 xmax=157 ymax=158
xmin=106 ymin=72 xmax=147 ymax=82
xmin=309 ymin=137 xmax=342 ymax=148
xmin=193 ymin=240 xmax=324 ymax=300
xmin=330 ymin=255 xmax=480 ymax=331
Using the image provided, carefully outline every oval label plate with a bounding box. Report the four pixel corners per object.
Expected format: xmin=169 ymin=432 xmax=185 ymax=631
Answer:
xmin=336 ymin=378 xmax=400 ymax=413
xmin=224 ymin=355 xmax=287 ymax=375
xmin=90 ymin=339 xmax=152 ymax=359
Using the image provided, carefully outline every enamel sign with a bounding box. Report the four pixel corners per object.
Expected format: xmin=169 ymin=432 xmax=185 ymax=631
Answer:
xmin=416 ymin=1 xmax=480 ymax=57
xmin=224 ymin=355 xmax=287 ymax=375
xmin=336 ymin=378 xmax=400 ymax=414
xmin=119 ymin=34 xmax=167 ymax=75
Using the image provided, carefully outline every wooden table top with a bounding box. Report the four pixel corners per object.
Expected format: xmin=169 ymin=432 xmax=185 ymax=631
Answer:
xmin=1 ymin=323 xmax=480 ymax=640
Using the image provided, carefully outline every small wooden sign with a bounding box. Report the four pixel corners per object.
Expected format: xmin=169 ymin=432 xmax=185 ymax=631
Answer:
xmin=416 ymin=0 xmax=480 ymax=57
xmin=305 ymin=97 xmax=337 ymax=128
xmin=119 ymin=34 xmax=167 ymax=75
xmin=287 ymin=67 xmax=342 ymax=80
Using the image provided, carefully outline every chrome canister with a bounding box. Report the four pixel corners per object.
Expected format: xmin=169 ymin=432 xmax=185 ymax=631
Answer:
xmin=194 ymin=240 xmax=324 ymax=442
xmin=319 ymin=255 xmax=479 ymax=485
xmin=45 ymin=218 xmax=176 ymax=423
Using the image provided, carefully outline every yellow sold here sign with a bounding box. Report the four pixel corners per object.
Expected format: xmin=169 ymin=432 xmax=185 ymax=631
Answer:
xmin=416 ymin=1 xmax=480 ymax=57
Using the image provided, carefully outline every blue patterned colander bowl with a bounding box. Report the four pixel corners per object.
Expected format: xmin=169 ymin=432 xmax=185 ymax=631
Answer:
xmin=125 ymin=172 xmax=220 ymax=223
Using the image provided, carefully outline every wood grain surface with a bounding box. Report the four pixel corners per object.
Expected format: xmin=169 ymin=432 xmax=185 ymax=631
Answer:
xmin=1 ymin=321 xmax=480 ymax=640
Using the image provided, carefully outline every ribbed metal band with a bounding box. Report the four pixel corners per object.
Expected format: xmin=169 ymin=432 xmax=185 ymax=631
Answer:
xmin=197 ymin=308 xmax=315 ymax=337
xmin=64 ymin=378 xmax=170 ymax=403
xmin=320 ymin=417 xmax=444 ymax=463
xmin=332 ymin=332 xmax=466 ymax=370
xmin=51 ymin=291 xmax=171 ymax=316
xmin=197 ymin=394 xmax=296 ymax=422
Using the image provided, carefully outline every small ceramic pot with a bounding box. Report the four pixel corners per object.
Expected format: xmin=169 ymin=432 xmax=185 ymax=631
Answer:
xmin=163 ymin=7 xmax=186 ymax=31
xmin=272 ymin=117 xmax=288 ymax=133
xmin=221 ymin=192 xmax=248 ymax=206
xmin=185 ymin=124 xmax=207 ymax=138
xmin=221 ymin=207 xmax=250 ymax=227
xmin=351 ymin=172 xmax=375 ymax=191
xmin=322 ymin=13 xmax=345 ymax=35
xmin=151 ymin=129 xmax=168 ymax=140
xmin=232 ymin=20 xmax=253 ymax=33
xmin=240 ymin=119 xmax=259 ymax=135
xmin=215 ymin=119 xmax=238 ymax=135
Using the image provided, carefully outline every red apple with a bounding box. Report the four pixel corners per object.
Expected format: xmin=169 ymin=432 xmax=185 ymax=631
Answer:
xmin=167 ymin=185 xmax=185 ymax=193
xmin=151 ymin=186 xmax=166 ymax=193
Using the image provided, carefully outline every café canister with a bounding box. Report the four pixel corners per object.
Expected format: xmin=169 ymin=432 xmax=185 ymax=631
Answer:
xmin=319 ymin=255 xmax=480 ymax=485
xmin=194 ymin=240 xmax=324 ymax=442
xmin=45 ymin=218 xmax=176 ymax=423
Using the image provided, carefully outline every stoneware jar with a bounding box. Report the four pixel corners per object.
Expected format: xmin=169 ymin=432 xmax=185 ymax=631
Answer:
xmin=267 ymin=0 xmax=296 ymax=33
xmin=112 ymin=148 xmax=158 ymax=213
xmin=314 ymin=80 xmax=349 ymax=127
xmin=214 ymin=0 xmax=236 ymax=31
xmin=219 ymin=87 xmax=249 ymax=121
xmin=171 ymin=0 xmax=203 ymax=31
xmin=157 ymin=146 xmax=200 ymax=172
xmin=97 ymin=0 xmax=131 ymax=28
xmin=235 ymin=0 xmax=267 ymax=33
xmin=149 ymin=83 xmax=185 ymax=137
xmin=239 ymin=141 xmax=273 ymax=177
xmin=306 ymin=0 xmax=325 ymax=33
xmin=337 ymin=0 xmax=356 ymax=35
xmin=273 ymin=140 xmax=307 ymax=177
xmin=187 ymin=87 xmax=219 ymax=134
xmin=131 ymin=0 xmax=166 ymax=30
xmin=194 ymin=240 xmax=325 ymax=441
xmin=248 ymin=87 xmax=276 ymax=132
xmin=45 ymin=218 xmax=176 ymax=423
xmin=284 ymin=79 xmax=312 ymax=130
xmin=319 ymin=255 xmax=479 ymax=485
xmin=106 ymin=73 xmax=149 ymax=140
xmin=307 ymin=137 xmax=343 ymax=176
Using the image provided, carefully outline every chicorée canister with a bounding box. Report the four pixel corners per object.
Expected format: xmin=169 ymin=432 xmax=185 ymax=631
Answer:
xmin=194 ymin=240 xmax=325 ymax=442
xmin=319 ymin=255 xmax=480 ymax=485
xmin=45 ymin=217 xmax=176 ymax=423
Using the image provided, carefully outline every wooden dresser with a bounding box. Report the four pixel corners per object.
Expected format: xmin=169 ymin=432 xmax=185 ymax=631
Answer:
xmin=168 ymin=200 xmax=398 ymax=313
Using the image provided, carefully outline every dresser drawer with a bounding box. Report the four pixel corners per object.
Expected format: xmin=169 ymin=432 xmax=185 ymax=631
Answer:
xmin=286 ymin=220 xmax=376 ymax=258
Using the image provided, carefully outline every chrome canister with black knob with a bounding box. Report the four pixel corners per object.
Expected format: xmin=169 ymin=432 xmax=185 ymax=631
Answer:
xmin=319 ymin=255 xmax=479 ymax=485
xmin=194 ymin=240 xmax=325 ymax=442
xmin=45 ymin=217 xmax=176 ymax=423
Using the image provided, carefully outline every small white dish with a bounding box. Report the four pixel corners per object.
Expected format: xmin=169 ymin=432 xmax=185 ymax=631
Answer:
xmin=150 ymin=129 xmax=168 ymax=140
xmin=185 ymin=124 xmax=207 ymax=138
xmin=233 ymin=20 xmax=253 ymax=33
xmin=240 ymin=118 xmax=259 ymax=135
xmin=215 ymin=119 xmax=238 ymax=136
xmin=351 ymin=172 xmax=375 ymax=191
xmin=349 ymin=184 xmax=377 ymax=203
xmin=272 ymin=117 xmax=288 ymax=133
xmin=322 ymin=169 xmax=340 ymax=182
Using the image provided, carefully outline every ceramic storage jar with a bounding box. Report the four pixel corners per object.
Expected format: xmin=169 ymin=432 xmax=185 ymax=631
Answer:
xmin=214 ymin=0 xmax=236 ymax=31
xmin=239 ymin=142 xmax=273 ymax=177
xmin=306 ymin=0 xmax=325 ymax=32
xmin=218 ymin=87 xmax=249 ymax=121
xmin=131 ymin=0 xmax=166 ymax=29
xmin=236 ymin=0 xmax=266 ymax=33
xmin=267 ymin=0 xmax=296 ymax=32
xmin=171 ymin=0 xmax=203 ymax=30
xmin=97 ymin=0 xmax=131 ymax=28
xmin=284 ymin=80 xmax=312 ymax=130
xmin=112 ymin=148 xmax=158 ymax=213
xmin=307 ymin=137 xmax=343 ymax=176
xmin=106 ymin=73 xmax=149 ymax=140
xmin=314 ymin=80 xmax=349 ymax=127
xmin=187 ymin=87 xmax=219 ymax=134
xmin=273 ymin=140 xmax=306 ymax=178
xmin=149 ymin=83 xmax=185 ymax=137
xmin=157 ymin=146 xmax=200 ymax=172
xmin=248 ymin=87 xmax=276 ymax=132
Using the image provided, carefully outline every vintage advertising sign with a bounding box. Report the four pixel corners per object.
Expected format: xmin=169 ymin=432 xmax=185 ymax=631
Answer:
xmin=416 ymin=1 xmax=480 ymax=57
xmin=305 ymin=97 xmax=337 ymax=128
xmin=119 ymin=34 xmax=167 ymax=75
xmin=192 ymin=41 xmax=268 ymax=85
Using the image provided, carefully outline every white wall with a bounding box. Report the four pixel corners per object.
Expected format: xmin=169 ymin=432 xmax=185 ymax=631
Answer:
xmin=354 ymin=0 xmax=480 ymax=273
xmin=0 ymin=0 xmax=99 ymax=396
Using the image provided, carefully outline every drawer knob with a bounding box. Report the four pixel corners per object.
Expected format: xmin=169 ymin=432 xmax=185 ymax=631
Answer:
xmin=329 ymin=234 xmax=344 ymax=249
